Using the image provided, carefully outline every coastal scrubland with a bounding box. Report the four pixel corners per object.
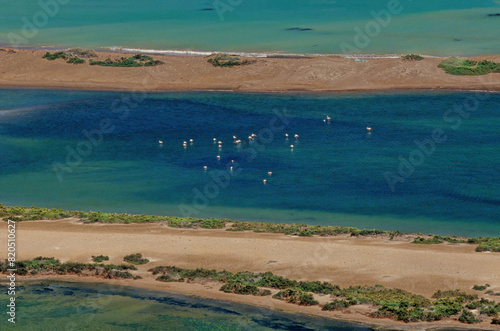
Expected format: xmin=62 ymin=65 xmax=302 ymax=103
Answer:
xmin=2 ymin=257 xmax=499 ymax=326
xmin=438 ymin=57 xmax=500 ymax=75
xmin=1 ymin=204 xmax=499 ymax=252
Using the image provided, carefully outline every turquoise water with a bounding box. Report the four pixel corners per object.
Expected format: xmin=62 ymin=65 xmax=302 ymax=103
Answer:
xmin=0 ymin=282 xmax=372 ymax=330
xmin=0 ymin=0 xmax=499 ymax=56
xmin=0 ymin=89 xmax=499 ymax=237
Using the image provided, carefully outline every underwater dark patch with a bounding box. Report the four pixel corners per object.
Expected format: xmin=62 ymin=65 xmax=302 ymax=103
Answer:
xmin=286 ymin=27 xmax=313 ymax=31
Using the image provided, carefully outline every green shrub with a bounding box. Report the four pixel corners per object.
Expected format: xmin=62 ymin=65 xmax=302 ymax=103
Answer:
xmin=207 ymin=53 xmax=252 ymax=67
xmin=220 ymin=282 xmax=259 ymax=295
xmin=89 ymin=54 xmax=163 ymax=67
xmin=473 ymin=284 xmax=488 ymax=291
xmin=66 ymin=56 xmax=85 ymax=64
xmin=458 ymin=310 xmax=481 ymax=324
xmin=272 ymin=288 xmax=318 ymax=306
xmin=402 ymin=54 xmax=424 ymax=61
xmin=492 ymin=317 xmax=500 ymax=325
xmin=42 ymin=51 xmax=69 ymax=60
xmin=438 ymin=57 xmax=500 ymax=75
xmin=432 ymin=298 xmax=463 ymax=317
xmin=92 ymin=255 xmax=109 ymax=263
xmin=475 ymin=238 xmax=500 ymax=252
xmin=480 ymin=304 xmax=500 ymax=317
xmin=123 ymin=253 xmax=149 ymax=265
xmin=254 ymin=272 xmax=297 ymax=289
xmin=431 ymin=289 xmax=477 ymax=301
xmin=412 ymin=236 xmax=444 ymax=244
xmin=322 ymin=299 xmax=357 ymax=311
xmin=466 ymin=301 xmax=482 ymax=309
xmin=0 ymin=257 xmax=137 ymax=279
xmin=67 ymin=48 xmax=97 ymax=58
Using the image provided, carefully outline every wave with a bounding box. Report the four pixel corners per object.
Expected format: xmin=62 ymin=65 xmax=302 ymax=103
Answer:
xmin=103 ymin=46 xmax=435 ymax=59
xmin=0 ymin=43 xmax=447 ymax=59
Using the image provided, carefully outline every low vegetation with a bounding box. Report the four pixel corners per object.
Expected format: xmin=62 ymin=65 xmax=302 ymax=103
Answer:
xmin=42 ymin=51 xmax=162 ymax=67
xmin=0 ymin=257 xmax=140 ymax=279
xmin=322 ymin=299 xmax=357 ymax=311
xmin=273 ymin=288 xmax=319 ymax=306
xmin=42 ymin=51 xmax=85 ymax=65
xmin=89 ymin=54 xmax=163 ymax=67
xmin=123 ymin=253 xmax=149 ymax=265
xmin=402 ymin=54 xmax=424 ymax=61
xmin=1 ymin=204 xmax=499 ymax=252
xmin=91 ymin=255 xmax=109 ymax=263
xmin=67 ymin=48 xmax=97 ymax=58
xmin=207 ymin=53 xmax=253 ymax=67
xmin=473 ymin=284 xmax=490 ymax=291
xmin=411 ymin=233 xmax=500 ymax=252
xmin=438 ymin=57 xmax=500 ymax=75
xmin=412 ymin=236 xmax=444 ymax=244
xmin=148 ymin=265 xmax=498 ymax=324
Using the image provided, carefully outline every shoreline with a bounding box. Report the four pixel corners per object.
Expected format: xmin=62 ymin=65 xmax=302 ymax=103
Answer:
xmin=1 ymin=218 xmax=499 ymax=330
xmin=0 ymin=43 xmax=446 ymax=59
xmin=8 ymin=277 xmax=496 ymax=331
xmin=1 ymin=47 xmax=499 ymax=93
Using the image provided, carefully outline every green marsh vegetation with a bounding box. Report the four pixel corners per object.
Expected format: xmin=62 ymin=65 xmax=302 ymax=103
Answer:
xmin=1 ymin=203 xmax=499 ymax=252
xmin=207 ymin=53 xmax=253 ymax=67
xmin=438 ymin=57 xmax=500 ymax=75
xmin=0 ymin=257 xmax=141 ymax=279
xmin=148 ymin=265 xmax=499 ymax=324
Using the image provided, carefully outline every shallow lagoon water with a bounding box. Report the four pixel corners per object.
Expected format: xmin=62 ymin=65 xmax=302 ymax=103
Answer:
xmin=1 ymin=0 xmax=500 ymax=56
xmin=0 ymin=282 xmax=373 ymax=330
xmin=0 ymin=89 xmax=498 ymax=237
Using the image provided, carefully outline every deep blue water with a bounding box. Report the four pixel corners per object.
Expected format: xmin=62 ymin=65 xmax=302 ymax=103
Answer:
xmin=0 ymin=89 xmax=499 ymax=236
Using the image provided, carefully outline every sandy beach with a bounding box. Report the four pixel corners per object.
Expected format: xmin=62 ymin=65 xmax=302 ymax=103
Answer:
xmin=1 ymin=218 xmax=499 ymax=330
xmin=0 ymin=48 xmax=499 ymax=93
